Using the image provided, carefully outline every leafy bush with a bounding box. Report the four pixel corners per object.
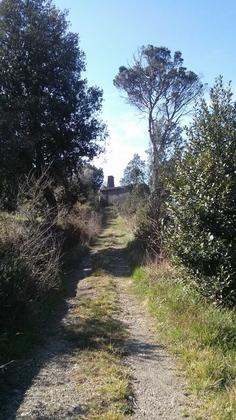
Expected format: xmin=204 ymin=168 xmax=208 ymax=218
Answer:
xmin=167 ymin=78 xmax=236 ymax=306
xmin=128 ymin=159 xmax=177 ymax=260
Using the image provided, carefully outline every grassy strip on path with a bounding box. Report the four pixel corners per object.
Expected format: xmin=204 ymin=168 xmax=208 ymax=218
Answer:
xmin=132 ymin=262 xmax=236 ymax=419
xmin=67 ymin=211 xmax=134 ymax=419
xmin=67 ymin=270 xmax=133 ymax=419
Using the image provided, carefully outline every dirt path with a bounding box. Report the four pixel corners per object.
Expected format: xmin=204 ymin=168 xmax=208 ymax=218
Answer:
xmin=1 ymin=211 xmax=188 ymax=419
xmin=117 ymin=281 xmax=187 ymax=419
xmin=97 ymin=215 xmax=188 ymax=419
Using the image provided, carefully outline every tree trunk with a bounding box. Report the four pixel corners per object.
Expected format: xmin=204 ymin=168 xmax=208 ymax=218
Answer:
xmin=148 ymin=112 xmax=160 ymax=193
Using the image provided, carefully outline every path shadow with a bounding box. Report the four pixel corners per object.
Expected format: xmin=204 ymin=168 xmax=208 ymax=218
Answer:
xmin=66 ymin=314 xmax=128 ymax=351
xmin=0 ymin=208 xmax=153 ymax=419
xmin=0 ymin=255 xmax=92 ymax=420
xmin=0 ymin=211 xmax=131 ymax=419
xmin=122 ymin=339 xmax=166 ymax=361
xmin=92 ymin=246 xmax=131 ymax=278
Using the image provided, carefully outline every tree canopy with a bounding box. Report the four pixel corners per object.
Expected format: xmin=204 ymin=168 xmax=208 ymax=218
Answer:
xmin=0 ymin=0 xmax=106 ymax=204
xmin=120 ymin=153 xmax=146 ymax=186
xmin=114 ymin=45 xmax=203 ymax=187
xmin=80 ymin=165 xmax=104 ymax=193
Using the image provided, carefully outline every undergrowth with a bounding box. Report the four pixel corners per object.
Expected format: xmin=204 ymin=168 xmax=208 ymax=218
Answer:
xmin=132 ymin=262 xmax=236 ymax=419
xmin=0 ymin=202 xmax=102 ymax=369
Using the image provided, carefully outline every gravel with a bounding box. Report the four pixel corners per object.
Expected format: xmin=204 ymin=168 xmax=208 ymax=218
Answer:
xmin=117 ymin=278 xmax=188 ymax=419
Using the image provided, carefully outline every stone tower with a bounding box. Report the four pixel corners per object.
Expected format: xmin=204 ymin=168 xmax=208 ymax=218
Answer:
xmin=107 ymin=176 xmax=115 ymax=188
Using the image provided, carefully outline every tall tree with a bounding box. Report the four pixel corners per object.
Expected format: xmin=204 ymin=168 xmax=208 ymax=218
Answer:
xmin=120 ymin=153 xmax=146 ymax=186
xmin=114 ymin=45 xmax=203 ymax=190
xmin=0 ymin=0 xmax=106 ymax=206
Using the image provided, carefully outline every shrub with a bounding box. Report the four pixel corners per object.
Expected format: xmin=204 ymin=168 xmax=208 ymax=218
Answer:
xmin=0 ymin=174 xmax=62 ymax=330
xmin=167 ymin=78 xmax=236 ymax=306
xmin=0 ymin=170 xmax=102 ymax=333
xmin=59 ymin=202 xmax=102 ymax=250
xmin=0 ymin=239 xmax=30 ymax=328
xmin=0 ymin=217 xmax=61 ymax=329
xmin=119 ymin=184 xmax=149 ymax=216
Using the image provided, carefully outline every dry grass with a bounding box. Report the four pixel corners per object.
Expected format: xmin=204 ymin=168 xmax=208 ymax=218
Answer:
xmin=0 ymin=183 xmax=61 ymax=330
xmin=0 ymin=174 xmax=63 ymax=367
xmin=59 ymin=202 xmax=102 ymax=245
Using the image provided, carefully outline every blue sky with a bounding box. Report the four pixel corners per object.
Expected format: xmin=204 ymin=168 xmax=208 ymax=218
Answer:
xmin=55 ymin=0 xmax=236 ymax=184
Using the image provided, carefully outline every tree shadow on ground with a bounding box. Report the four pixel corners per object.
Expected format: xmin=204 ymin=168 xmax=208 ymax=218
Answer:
xmin=0 ymin=212 xmax=128 ymax=418
xmin=92 ymin=246 xmax=131 ymax=278
xmin=66 ymin=315 xmax=127 ymax=351
xmin=0 ymin=209 xmax=156 ymax=419
xmin=0 ymin=255 xmax=92 ymax=419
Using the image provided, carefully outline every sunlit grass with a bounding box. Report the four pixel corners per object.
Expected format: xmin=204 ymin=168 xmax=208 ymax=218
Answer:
xmin=69 ymin=273 xmax=133 ymax=418
xmin=132 ymin=263 xmax=236 ymax=419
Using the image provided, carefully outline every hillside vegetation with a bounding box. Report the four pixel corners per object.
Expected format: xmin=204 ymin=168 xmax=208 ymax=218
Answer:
xmin=116 ymin=54 xmax=236 ymax=419
xmin=0 ymin=0 xmax=106 ymax=368
xmin=0 ymin=1 xmax=235 ymax=418
xmin=132 ymin=265 xmax=236 ymax=419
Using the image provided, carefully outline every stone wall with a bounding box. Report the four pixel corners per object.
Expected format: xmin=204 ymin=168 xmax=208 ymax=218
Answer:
xmin=100 ymin=185 xmax=131 ymax=205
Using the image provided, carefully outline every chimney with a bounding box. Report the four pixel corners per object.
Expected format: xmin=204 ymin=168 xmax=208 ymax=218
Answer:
xmin=107 ymin=175 xmax=115 ymax=188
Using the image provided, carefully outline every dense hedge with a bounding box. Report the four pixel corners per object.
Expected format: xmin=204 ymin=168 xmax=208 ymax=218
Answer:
xmin=167 ymin=78 xmax=236 ymax=306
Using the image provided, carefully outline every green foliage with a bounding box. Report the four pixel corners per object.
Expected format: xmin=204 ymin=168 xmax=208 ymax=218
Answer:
xmin=115 ymin=46 xmax=202 ymax=261
xmin=54 ymin=165 xmax=104 ymax=208
xmin=167 ymin=77 xmax=236 ymax=306
xmin=114 ymin=46 xmax=202 ymax=134
xmin=0 ymin=0 xmax=106 ymax=206
xmin=120 ymin=153 xmax=147 ymax=186
xmin=114 ymin=45 xmax=202 ymax=190
xmin=118 ymin=154 xmax=151 ymax=252
xmin=118 ymin=184 xmax=149 ymax=217
xmin=132 ymin=263 xmax=236 ymax=419
xmin=79 ymin=165 xmax=104 ymax=205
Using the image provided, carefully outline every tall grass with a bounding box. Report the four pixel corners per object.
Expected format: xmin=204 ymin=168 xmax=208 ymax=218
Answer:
xmin=132 ymin=262 xmax=236 ymax=419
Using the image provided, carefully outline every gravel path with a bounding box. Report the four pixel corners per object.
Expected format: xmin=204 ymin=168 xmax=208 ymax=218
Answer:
xmin=0 ymin=256 xmax=93 ymax=420
xmin=1 ymin=214 xmax=189 ymax=419
xmin=117 ymin=279 xmax=187 ymax=419
xmin=104 ymin=218 xmax=188 ymax=419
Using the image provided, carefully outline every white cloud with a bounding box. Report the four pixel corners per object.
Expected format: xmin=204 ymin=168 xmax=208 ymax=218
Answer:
xmin=93 ymin=111 xmax=148 ymax=186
